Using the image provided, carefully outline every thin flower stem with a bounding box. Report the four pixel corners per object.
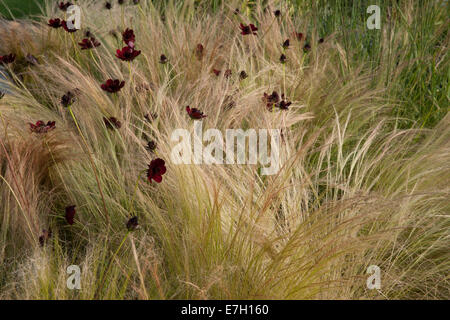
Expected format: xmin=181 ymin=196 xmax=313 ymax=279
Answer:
xmin=68 ymin=106 xmax=110 ymax=226
xmin=282 ymin=47 xmax=286 ymax=95
xmin=89 ymin=49 xmax=99 ymax=66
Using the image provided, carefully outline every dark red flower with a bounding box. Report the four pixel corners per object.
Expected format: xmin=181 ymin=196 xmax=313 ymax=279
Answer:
xmin=240 ymin=23 xmax=258 ymax=35
xmin=61 ymin=20 xmax=79 ymax=33
xmin=103 ymin=117 xmax=122 ymax=129
xmin=48 ymin=18 xmax=62 ymax=28
xmin=58 ymin=2 xmax=72 ymax=11
xmin=144 ymin=113 xmax=158 ymax=122
xmin=274 ymin=9 xmax=281 ymax=17
xmin=78 ymin=38 xmax=101 ymax=50
xmin=116 ymin=46 xmax=141 ymax=61
xmin=135 ymin=82 xmax=151 ymax=92
xmin=0 ymin=54 xmax=15 ymax=65
xmin=224 ymin=69 xmax=232 ymax=78
xmin=303 ymin=43 xmax=311 ymax=52
xmin=279 ymin=54 xmax=287 ymax=64
xmin=263 ymin=92 xmax=291 ymax=110
xmin=223 ymin=95 xmax=235 ymax=110
xmin=195 ymin=43 xmax=204 ymax=60
xmin=61 ymin=91 xmax=75 ymax=107
xmin=282 ymin=39 xmax=290 ymax=49
xmin=212 ymin=68 xmax=221 ymax=76
xmin=39 ymin=229 xmax=52 ymax=246
xmin=118 ymin=0 xmax=125 ymax=5
xmin=29 ymin=120 xmax=56 ymax=134
xmin=105 ymin=2 xmax=112 ymax=9
xmin=318 ymin=38 xmax=324 ymax=44
xmin=293 ymin=32 xmax=304 ymax=41
xmin=147 ymin=158 xmax=166 ymax=183
xmin=159 ymin=54 xmax=168 ymax=64
xmin=122 ymin=28 xmax=135 ymax=46
xmin=65 ymin=205 xmax=76 ymax=225
xmin=101 ymin=79 xmax=125 ymax=93
xmin=126 ymin=216 xmax=139 ymax=231
xmin=276 ymin=94 xmax=292 ymax=110
xmin=239 ymin=70 xmax=248 ymax=80
xmin=263 ymin=91 xmax=280 ymax=110
xmin=146 ymin=140 xmax=157 ymax=152
xmin=25 ymin=53 xmax=38 ymax=65
xmin=186 ymin=106 xmax=206 ymax=119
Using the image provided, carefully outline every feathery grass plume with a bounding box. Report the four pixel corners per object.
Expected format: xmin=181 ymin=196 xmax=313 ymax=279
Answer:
xmin=0 ymin=54 xmax=16 ymax=65
xmin=0 ymin=0 xmax=447 ymax=300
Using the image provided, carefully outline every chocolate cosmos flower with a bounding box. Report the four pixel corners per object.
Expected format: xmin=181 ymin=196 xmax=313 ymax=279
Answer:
xmin=58 ymin=2 xmax=72 ymax=11
xmin=240 ymin=23 xmax=258 ymax=35
xmin=195 ymin=43 xmax=204 ymax=60
xmin=147 ymin=158 xmax=167 ymax=183
xmin=263 ymin=92 xmax=291 ymax=110
xmin=78 ymin=38 xmax=101 ymax=50
xmin=65 ymin=205 xmax=76 ymax=225
xmin=280 ymin=54 xmax=287 ymax=64
xmin=101 ymin=79 xmax=125 ymax=93
xmin=276 ymin=94 xmax=292 ymax=110
xmin=48 ymin=18 xmax=62 ymax=28
xmin=29 ymin=121 xmax=56 ymax=134
xmin=282 ymin=39 xmax=290 ymax=49
xmin=122 ymin=28 xmax=135 ymax=46
xmin=263 ymin=91 xmax=280 ymax=110
xmin=103 ymin=117 xmax=122 ymax=129
xmin=303 ymin=43 xmax=311 ymax=52
xmin=159 ymin=54 xmax=168 ymax=64
xmin=224 ymin=69 xmax=232 ymax=78
xmin=144 ymin=113 xmax=158 ymax=122
xmin=62 ymin=20 xmax=78 ymax=33
xmin=126 ymin=216 xmax=139 ymax=231
xmin=186 ymin=106 xmax=206 ymax=119
xmin=239 ymin=70 xmax=248 ymax=80
xmin=25 ymin=53 xmax=39 ymax=66
xmin=212 ymin=69 xmax=221 ymax=76
xmin=146 ymin=140 xmax=157 ymax=152
xmin=293 ymin=32 xmax=304 ymax=41
xmin=274 ymin=9 xmax=281 ymax=17
xmin=116 ymin=46 xmax=141 ymax=61
xmin=39 ymin=229 xmax=52 ymax=246
xmin=0 ymin=54 xmax=15 ymax=65
xmin=61 ymin=91 xmax=75 ymax=107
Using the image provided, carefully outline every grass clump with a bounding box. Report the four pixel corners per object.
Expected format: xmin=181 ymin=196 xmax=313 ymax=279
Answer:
xmin=0 ymin=0 xmax=448 ymax=299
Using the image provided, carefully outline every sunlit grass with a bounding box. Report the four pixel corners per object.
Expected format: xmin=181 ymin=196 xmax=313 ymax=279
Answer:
xmin=0 ymin=0 xmax=448 ymax=299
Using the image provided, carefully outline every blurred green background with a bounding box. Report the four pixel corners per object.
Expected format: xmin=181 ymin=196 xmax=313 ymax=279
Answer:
xmin=0 ymin=0 xmax=44 ymax=18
